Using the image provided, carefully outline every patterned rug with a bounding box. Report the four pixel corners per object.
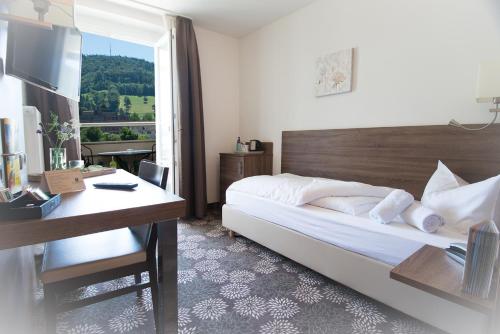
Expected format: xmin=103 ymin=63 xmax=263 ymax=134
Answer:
xmin=35 ymin=212 xmax=443 ymax=334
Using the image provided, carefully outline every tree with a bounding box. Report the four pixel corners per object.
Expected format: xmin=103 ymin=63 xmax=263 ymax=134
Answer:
xmin=129 ymin=113 xmax=141 ymax=121
xmin=95 ymin=91 xmax=108 ymax=114
xmin=120 ymin=127 xmax=139 ymax=141
xmin=142 ymin=113 xmax=154 ymax=121
xmin=84 ymin=127 xmax=103 ymax=142
xmin=108 ymin=85 xmax=121 ymax=113
xmin=124 ymin=96 xmax=132 ymax=112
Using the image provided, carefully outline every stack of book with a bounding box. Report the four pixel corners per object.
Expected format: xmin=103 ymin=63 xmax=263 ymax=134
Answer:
xmin=0 ymin=188 xmax=13 ymax=202
xmin=462 ymin=221 xmax=500 ymax=299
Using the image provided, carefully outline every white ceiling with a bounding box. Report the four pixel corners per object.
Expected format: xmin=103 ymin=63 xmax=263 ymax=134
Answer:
xmin=132 ymin=0 xmax=318 ymax=37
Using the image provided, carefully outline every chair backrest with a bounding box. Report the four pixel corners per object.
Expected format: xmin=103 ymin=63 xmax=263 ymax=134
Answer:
xmin=130 ymin=160 xmax=169 ymax=249
xmin=138 ymin=159 xmax=169 ymax=189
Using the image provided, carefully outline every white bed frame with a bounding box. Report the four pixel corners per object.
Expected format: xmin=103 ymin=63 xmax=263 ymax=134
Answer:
xmin=222 ymin=205 xmax=488 ymax=334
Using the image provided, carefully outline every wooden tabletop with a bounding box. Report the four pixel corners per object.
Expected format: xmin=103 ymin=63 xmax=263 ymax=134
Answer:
xmin=0 ymin=169 xmax=185 ymax=250
xmin=390 ymin=245 xmax=497 ymax=314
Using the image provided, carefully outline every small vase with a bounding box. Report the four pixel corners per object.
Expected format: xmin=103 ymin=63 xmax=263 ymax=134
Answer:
xmin=50 ymin=147 xmax=67 ymax=170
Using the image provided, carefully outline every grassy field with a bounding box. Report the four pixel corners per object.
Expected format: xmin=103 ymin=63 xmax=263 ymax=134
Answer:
xmin=120 ymin=95 xmax=155 ymax=115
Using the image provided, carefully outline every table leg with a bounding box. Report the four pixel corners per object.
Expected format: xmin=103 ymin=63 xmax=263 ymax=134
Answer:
xmin=156 ymin=219 xmax=178 ymax=334
xmin=114 ymin=156 xmax=129 ymax=172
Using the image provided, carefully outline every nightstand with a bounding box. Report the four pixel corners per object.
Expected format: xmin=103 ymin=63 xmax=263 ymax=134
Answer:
xmin=219 ymin=142 xmax=273 ymax=204
xmin=391 ymin=245 xmax=500 ymax=333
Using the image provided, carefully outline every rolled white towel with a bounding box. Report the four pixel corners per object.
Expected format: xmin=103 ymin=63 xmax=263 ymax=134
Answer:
xmin=401 ymin=202 xmax=445 ymax=233
xmin=369 ymin=189 xmax=414 ymax=224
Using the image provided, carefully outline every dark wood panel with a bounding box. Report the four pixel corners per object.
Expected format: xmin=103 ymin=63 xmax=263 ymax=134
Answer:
xmin=282 ymin=125 xmax=500 ymax=199
xmin=391 ymin=245 xmax=497 ymax=314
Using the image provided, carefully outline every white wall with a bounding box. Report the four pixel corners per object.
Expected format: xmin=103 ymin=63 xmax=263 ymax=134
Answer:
xmin=195 ymin=26 xmax=239 ymax=203
xmin=0 ymin=23 xmax=24 ymax=150
xmin=0 ymin=19 xmax=35 ymax=334
xmin=239 ymin=0 xmax=500 ymax=174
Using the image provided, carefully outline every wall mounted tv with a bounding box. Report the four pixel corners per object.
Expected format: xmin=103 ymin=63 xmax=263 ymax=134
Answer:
xmin=6 ymin=22 xmax=82 ymax=102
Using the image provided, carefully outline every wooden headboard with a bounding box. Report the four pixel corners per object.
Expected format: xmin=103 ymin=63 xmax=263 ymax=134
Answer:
xmin=282 ymin=125 xmax=500 ymax=199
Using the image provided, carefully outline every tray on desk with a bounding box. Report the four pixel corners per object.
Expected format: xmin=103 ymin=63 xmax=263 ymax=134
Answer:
xmin=0 ymin=193 xmax=61 ymax=220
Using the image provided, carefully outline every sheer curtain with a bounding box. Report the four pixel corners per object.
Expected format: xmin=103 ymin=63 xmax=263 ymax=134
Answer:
xmin=154 ymin=15 xmax=176 ymax=193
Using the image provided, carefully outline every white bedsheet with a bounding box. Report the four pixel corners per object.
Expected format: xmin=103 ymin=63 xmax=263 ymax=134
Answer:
xmin=226 ymin=190 xmax=467 ymax=266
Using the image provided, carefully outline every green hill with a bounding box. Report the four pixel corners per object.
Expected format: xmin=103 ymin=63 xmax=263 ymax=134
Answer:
xmin=79 ymin=55 xmax=155 ymax=120
xmin=80 ymin=55 xmax=154 ymax=96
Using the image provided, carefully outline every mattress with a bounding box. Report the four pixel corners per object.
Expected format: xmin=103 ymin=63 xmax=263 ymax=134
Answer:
xmin=226 ymin=190 xmax=467 ymax=266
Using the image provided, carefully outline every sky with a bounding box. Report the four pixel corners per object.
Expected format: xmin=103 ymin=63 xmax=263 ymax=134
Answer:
xmin=81 ymin=32 xmax=154 ymax=62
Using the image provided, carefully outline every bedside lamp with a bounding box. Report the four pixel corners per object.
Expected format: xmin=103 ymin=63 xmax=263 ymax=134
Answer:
xmin=449 ymin=60 xmax=500 ymax=131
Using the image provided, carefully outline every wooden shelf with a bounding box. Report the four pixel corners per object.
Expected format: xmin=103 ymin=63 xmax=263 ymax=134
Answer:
xmin=390 ymin=245 xmax=497 ymax=314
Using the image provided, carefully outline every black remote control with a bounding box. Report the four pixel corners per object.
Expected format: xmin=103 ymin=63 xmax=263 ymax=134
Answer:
xmin=93 ymin=182 xmax=138 ymax=190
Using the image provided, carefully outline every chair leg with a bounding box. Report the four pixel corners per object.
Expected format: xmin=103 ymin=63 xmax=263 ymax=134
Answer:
xmin=43 ymin=285 xmax=57 ymax=334
xmin=134 ymin=273 xmax=142 ymax=297
xmin=149 ymin=264 xmax=160 ymax=334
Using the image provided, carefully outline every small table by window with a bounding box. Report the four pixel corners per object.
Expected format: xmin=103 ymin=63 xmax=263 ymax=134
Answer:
xmin=98 ymin=149 xmax=153 ymax=174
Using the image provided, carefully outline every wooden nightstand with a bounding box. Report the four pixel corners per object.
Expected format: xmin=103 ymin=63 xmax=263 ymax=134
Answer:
xmin=391 ymin=245 xmax=500 ymax=333
xmin=219 ymin=142 xmax=273 ymax=204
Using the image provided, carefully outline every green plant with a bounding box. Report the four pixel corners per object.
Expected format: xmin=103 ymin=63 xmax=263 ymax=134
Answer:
xmin=37 ymin=112 xmax=78 ymax=148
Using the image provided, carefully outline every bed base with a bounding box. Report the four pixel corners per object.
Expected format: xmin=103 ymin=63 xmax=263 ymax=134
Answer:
xmin=223 ymin=205 xmax=487 ymax=334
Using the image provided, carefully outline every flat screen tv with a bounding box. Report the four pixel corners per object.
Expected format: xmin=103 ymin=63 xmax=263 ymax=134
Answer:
xmin=6 ymin=22 xmax=82 ymax=101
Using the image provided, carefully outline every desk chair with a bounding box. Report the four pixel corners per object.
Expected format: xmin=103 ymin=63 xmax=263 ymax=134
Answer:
xmin=41 ymin=160 xmax=169 ymax=333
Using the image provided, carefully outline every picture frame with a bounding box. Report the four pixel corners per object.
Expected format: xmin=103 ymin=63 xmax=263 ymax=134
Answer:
xmin=315 ymin=48 xmax=353 ymax=97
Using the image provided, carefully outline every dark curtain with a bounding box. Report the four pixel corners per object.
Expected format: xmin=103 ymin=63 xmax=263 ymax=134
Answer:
xmin=24 ymin=84 xmax=80 ymax=170
xmin=176 ymin=17 xmax=207 ymax=219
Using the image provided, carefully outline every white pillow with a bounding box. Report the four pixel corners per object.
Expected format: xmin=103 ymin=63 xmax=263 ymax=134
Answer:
xmin=422 ymin=162 xmax=500 ymax=234
xmin=310 ymin=196 xmax=382 ymax=216
xmin=422 ymin=161 xmax=468 ymax=200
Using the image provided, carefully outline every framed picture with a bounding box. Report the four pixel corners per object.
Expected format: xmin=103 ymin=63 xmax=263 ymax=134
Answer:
xmin=315 ymin=48 xmax=353 ymax=97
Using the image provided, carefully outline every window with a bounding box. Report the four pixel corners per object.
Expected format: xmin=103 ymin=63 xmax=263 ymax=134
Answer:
xmin=79 ymin=33 xmax=156 ymax=143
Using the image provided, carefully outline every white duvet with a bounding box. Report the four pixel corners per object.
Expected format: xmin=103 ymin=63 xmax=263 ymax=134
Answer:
xmin=227 ymin=174 xmax=394 ymax=206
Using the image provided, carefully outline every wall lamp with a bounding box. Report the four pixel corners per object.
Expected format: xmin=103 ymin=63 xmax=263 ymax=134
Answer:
xmin=449 ymin=60 xmax=500 ymax=131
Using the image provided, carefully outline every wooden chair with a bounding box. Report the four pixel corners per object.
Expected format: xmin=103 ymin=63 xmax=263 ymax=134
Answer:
xmin=41 ymin=160 xmax=169 ymax=333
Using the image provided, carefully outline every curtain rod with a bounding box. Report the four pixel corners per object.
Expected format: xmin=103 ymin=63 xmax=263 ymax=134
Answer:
xmin=121 ymin=0 xmax=192 ymax=20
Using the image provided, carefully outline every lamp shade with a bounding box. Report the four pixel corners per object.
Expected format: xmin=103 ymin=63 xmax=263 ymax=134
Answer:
xmin=476 ymin=60 xmax=500 ymax=103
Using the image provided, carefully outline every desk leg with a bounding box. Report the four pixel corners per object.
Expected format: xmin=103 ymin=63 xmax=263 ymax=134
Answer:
xmin=156 ymin=219 xmax=178 ymax=334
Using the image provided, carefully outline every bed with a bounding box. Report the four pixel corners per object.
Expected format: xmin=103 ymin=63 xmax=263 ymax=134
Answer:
xmin=222 ymin=124 xmax=500 ymax=334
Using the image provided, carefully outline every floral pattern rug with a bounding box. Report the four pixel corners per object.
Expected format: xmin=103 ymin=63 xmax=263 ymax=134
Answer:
xmin=35 ymin=212 xmax=443 ymax=334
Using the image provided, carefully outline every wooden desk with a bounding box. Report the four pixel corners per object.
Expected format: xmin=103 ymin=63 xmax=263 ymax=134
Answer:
xmin=0 ymin=170 xmax=185 ymax=334
xmin=391 ymin=245 xmax=499 ymax=333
